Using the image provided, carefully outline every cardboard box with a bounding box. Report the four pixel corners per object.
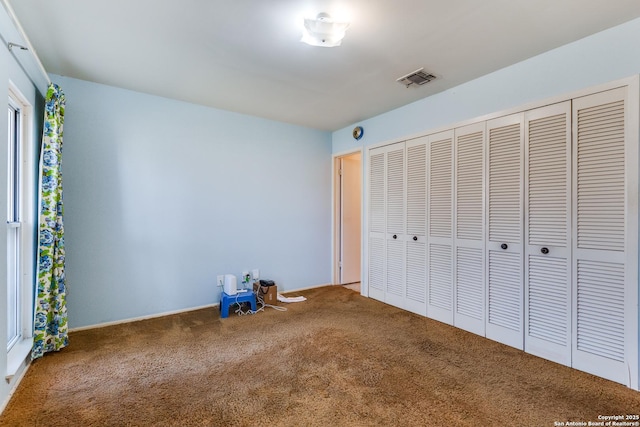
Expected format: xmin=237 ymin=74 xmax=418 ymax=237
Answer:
xmin=254 ymin=282 xmax=278 ymax=305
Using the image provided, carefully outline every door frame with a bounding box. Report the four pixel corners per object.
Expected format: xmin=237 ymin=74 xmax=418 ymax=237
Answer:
xmin=332 ymin=149 xmax=364 ymax=290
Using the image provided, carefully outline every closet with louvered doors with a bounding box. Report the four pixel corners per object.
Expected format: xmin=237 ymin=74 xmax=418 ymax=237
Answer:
xmin=524 ymin=101 xmax=572 ymax=366
xmin=485 ymin=113 xmax=525 ymax=350
xmin=365 ymin=78 xmax=639 ymax=389
xmin=453 ymin=122 xmax=486 ymax=336
xmin=571 ymin=87 xmax=638 ymax=387
xmin=427 ymin=130 xmax=454 ymax=324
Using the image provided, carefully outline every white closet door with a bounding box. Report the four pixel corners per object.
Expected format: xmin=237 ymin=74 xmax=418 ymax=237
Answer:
xmin=368 ymin=146 xmax=386 ymax=302
xmin=427 ymin=130 xmax=454 ymax=324
xmin=453 ymin=122 xmax=485 ymax=336
xmin=485 ymin=113 xmax=524 ymax=349
xmin=385 ymin=142 xmax=406 ymax=308
xmin=405 ymin=137 xmax=427 ymax=315
xmin=572 ymin=87 xmax=638 ymax=388
xmin=524 ymin=101 xmax=571 ymax=366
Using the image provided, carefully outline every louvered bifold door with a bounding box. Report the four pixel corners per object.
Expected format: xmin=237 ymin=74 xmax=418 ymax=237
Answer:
xmin=427 ymin=130 xmax=454 ymax=324
xmin=453 ymin=122 xmax=485 ymax=336
xmin=367 ymin=147 xmax=387 ymax=301
xmin=524 ymin=102 xmax=572 ymax=366
xmin=405 ymin=137 xmax=427 ymax=315
xmin=485 ymin=113 xmax=525 ymax=350
xmin=385 ymin=142 xmax=407 ymax=309
xmin=572 ymin=86 xmax=638 ymax=388
xmin=368 ymin=146 xmax=387 ymax=302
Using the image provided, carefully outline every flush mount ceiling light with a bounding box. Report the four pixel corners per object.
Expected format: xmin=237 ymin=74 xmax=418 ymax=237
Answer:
xmin=301 ymin=13 xmax=350 ymax=47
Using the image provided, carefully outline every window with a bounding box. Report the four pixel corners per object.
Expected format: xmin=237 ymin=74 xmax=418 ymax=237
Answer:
xmin=6 ymin=82 xmax=35 ymax=378
xmin=7 ymin=98 xmax=21 ymax=351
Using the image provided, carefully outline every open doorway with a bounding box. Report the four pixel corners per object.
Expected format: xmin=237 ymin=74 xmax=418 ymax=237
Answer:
xmin=333 ymin=151 xmax=362 ymax=291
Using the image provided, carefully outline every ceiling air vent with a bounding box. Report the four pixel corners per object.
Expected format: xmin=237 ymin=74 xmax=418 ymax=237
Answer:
xmin=396 ymin=68 xmax=436 ymax=88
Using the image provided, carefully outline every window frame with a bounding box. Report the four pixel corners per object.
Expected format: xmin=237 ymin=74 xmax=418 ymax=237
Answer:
xmin=6 ymin=81 xmax=36 ymax=379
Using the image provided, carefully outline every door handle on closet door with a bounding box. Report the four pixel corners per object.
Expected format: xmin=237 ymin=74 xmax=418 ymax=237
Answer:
xmin=500 ymin=243 xmax=508 ymax=250
xmin=392 ymin=235 xmax=397 ymax=239
xmin=541 ymin=247 xmax=549 ymax=254
xmin=413 ymin=236 xmax=418 ymax=241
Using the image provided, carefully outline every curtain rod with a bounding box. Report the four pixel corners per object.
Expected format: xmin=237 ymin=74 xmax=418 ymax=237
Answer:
xmin=2 ymin=0 xmax=52 ymax=87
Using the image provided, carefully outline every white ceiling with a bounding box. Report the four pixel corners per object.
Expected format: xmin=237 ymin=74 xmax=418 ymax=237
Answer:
xmin=9 ymin=0 xmax=640 ymax=131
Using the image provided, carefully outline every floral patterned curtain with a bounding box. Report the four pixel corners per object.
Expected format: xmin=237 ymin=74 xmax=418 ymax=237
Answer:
xmin=32 ymin=84 xmax=67 ymax=359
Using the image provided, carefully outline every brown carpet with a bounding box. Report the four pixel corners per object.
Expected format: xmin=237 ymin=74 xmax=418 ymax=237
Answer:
xmin=1 ymin=286 xmax=639 ymax=426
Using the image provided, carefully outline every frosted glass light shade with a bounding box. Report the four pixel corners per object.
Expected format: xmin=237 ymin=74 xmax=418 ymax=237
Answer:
xmin=301 ymin=13 xmax=350 ymax=47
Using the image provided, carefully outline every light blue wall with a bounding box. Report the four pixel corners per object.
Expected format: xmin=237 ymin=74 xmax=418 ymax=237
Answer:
xmin=54 ymin=75 xmax=332 ymax=329
xmin=0 ymin=42 xmax=41 ymax=411
xmin=333 ymin=17 xmax=640 ymax=152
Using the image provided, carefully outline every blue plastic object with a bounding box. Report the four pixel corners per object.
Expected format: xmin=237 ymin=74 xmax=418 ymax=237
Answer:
xmin=220 ymin=291 xmax=257 ymax=318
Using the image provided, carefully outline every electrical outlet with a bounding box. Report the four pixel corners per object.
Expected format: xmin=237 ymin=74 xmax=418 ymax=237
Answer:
xmin=217 ymin=275 xmax=224 ymax=287
xmin=252 ymin=269 xmax=260 ymax=280
xmin=241 ymin=271 xmax=249 ymax=284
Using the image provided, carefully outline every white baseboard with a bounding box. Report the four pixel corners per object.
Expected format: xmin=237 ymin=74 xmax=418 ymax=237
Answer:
xmin=69 ymin=302 xmax=219 ymax=332
xmin=68 ymin=283 xmax=331 ymax=333
xmin=281 ymin=282 xmax=331 ymax=294
xmin=0 ymin=359 xmax=31 ymax=416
